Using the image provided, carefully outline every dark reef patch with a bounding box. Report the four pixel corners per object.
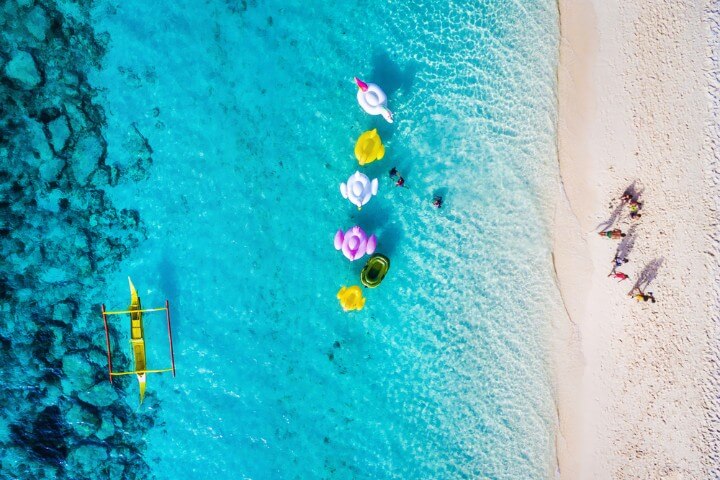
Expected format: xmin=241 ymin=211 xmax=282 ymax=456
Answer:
xmin=10 ymin=406 xmax=69 ymax=467
xmin=0 ymin=0 xmax=157 ymax=478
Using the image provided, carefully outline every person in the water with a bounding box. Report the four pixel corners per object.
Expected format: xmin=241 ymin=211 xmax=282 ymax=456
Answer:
xmin=396 ymin=176 xmax=405 ymax=188
xmin=433 ymin=195 xmax=443 ymax=208
xmin=389 ymin=167 xmax=398 ymax=178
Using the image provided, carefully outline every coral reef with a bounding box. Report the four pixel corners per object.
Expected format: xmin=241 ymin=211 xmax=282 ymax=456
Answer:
xmin=0 ymin=0 xmax=156 ymax=478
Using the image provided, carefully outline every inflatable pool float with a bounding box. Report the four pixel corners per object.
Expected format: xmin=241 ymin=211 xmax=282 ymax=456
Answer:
xmin=354 ymin=77 xmax=393 ymax=123
xmin=360 ymin=254 xmax=390 ymax=288
xmin=337 ymin=285 xmax=365 ymax=311
xmin=334 ymin=226 xmax=377 ymax=261
xmin=341 ymin=171 xmax=378 ymax=209
xmin=354 ymin=129 xmax=385 ymax=165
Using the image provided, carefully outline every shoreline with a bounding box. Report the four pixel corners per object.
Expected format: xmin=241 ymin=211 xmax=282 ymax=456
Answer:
xmin=554 ymin=0 xmax=718 ymax=478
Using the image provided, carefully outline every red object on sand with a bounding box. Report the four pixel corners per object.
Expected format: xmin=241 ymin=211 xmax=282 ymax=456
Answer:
xmin=354 ymin=77 xmax=369 ymax=92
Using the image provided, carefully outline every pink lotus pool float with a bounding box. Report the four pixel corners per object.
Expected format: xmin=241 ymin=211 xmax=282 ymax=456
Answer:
xmin=334 ymin=226 xmax=377 ymax=261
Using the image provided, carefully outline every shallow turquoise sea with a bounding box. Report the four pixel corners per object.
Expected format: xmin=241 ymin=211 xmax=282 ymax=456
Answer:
xmin=3 ymin=0 xmax=560 ymax=478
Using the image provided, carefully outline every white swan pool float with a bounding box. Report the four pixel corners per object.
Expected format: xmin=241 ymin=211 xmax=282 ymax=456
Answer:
xmin=354 ymin=77 xmax=393 ymax=123
xmin=340 ymin=171 xmax=378 ymax=209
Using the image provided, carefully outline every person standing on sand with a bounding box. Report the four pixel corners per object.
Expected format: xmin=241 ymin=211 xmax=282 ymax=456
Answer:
xmin=628 ymin=287 xmax=656 ymax=303
xmin=599 ymin=229 xmax=626 ymax=239
xmin=612 ymin=254 xmax=629 ymax=269
xmin=608 ymin=272 xmax=629 ymax=282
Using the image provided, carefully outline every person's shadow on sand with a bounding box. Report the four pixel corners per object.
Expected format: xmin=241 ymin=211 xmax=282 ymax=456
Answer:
xmin=615 ymin=225 xmax=637 ymax=260
xmin=597 ymin=181 xmax=646 ymax=231
xmin=629 ymin=257 xmax=664 ymax=294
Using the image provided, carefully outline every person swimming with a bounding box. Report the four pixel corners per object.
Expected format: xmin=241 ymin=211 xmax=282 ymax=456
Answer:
xmin=396 ymin=176 xmax=405 ymax=188
xmin=433 ymin=195 xmax=443 ymax=208
xmin=389 ymin=167 xmax=398 ymax=178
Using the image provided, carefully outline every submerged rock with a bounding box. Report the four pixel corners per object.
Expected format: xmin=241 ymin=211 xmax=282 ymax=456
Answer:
xmin=61 ymin=352 xmax=96 ymax=393
xmin=78 ymin=381 xmax=117 ymax=407
xmin=4 ymin=50 xmax=41 ymax=89
xmin=10 ymin=406 xmax=69 ymax=466
xmin=39 ymin=156 xmax=65 ymax=182
xmin=24 ymin=119 xmax=53 ymax=166
xmin=66 ymin=444 xmax=108 ymax=475
xmin=95 ymin=411 xmax=115 ymax=440
xmin=40 ymin=266 xmax=70 ymax=284
xmin=90 ymin=165 xmax=111 ymax=186
xmin=51 ymin=302 xmax=74 ymax=322
xmin=47 ymin=114 xmax=71 ymax=153
xmin=70 ymin=134 xmax=103 ymax=183
xmin=66 ymin=403 xmax=100 ymax=437
xmin=1 ymin=1 xmax=158 ymax=476
xmin=25 ymin=6 xmax=49 ymax=42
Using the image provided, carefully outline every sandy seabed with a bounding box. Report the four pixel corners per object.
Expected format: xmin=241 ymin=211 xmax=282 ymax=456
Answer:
xmin=554 ymin=0 xmax=720 ymax=478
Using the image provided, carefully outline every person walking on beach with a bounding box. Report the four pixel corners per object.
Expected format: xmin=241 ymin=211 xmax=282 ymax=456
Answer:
xmin=612 ymin=254 xmax=629 ymax=269
xmin=629 ymin=200 xmax=642 ymax=220
xmin=629 ymin=287 xmax=656 ymax=303
xmin=599 ymin=229 xmax=626 ymax=240
xmin=608 ymin=272 xmax=630 ymax=282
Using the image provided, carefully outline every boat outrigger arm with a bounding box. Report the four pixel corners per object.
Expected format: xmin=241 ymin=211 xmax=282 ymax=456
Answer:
xmin=101 ymin=277 xmax=176 ymax=405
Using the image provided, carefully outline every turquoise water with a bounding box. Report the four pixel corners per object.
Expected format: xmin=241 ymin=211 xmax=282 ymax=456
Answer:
xmin=2 ymin=0 xmax=559 ymax=478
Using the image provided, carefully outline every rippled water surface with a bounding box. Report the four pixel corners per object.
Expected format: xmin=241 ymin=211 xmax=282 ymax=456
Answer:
xmin=3 ymin=0 xmax=560 ymax=478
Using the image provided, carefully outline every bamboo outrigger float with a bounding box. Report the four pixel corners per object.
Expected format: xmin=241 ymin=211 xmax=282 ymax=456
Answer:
xmin=101 ymin=277 xmax=176 ymax=405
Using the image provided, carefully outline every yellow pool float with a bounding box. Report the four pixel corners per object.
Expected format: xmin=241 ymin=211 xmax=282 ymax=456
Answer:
xmin=337 ymin=285 xmax=366 ymax=311
xmin=354 ymin=129 xmax=385 ymax=166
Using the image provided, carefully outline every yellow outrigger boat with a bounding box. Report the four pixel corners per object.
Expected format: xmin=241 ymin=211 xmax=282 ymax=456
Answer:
xmin=128 ymin=278 xmax=147 ymax=404
xmin=101 ymin=277 xmax=176 ymax=405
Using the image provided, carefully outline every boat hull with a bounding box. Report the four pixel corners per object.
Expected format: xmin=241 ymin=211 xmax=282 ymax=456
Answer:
xmin=128 ymin=277 xmax=147 ymax=404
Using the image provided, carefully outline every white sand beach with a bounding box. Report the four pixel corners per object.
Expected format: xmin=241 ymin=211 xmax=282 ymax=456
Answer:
xmin=554 ymin=0 xmax=720 ymax=478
